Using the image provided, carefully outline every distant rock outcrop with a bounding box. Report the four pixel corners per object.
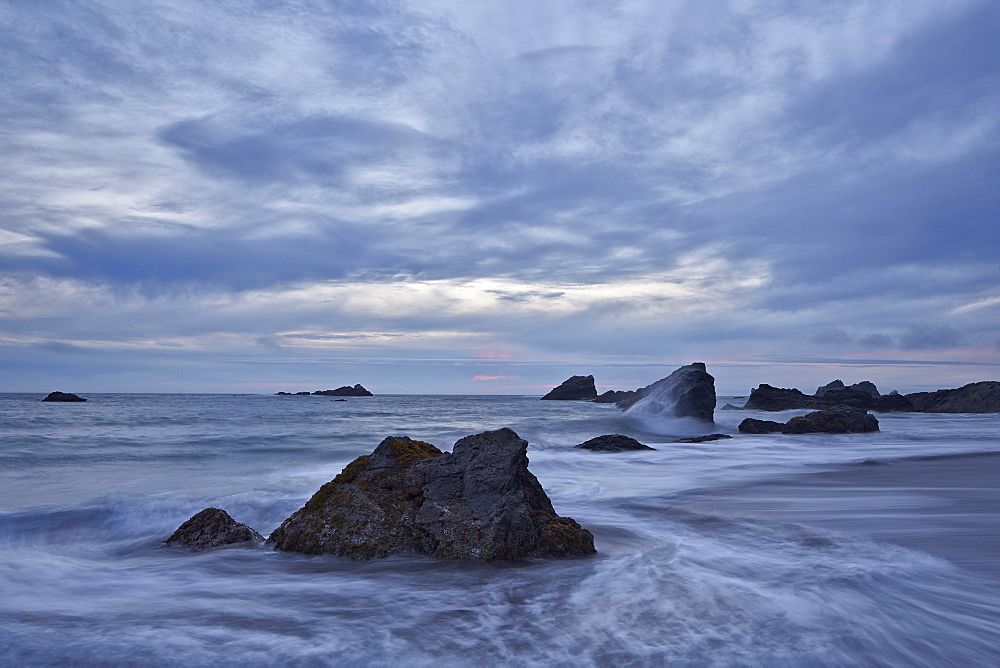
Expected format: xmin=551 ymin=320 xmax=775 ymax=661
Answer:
xmin=267 ymin=428 xmax=595 ymax=561
xmin=541 ymin=375 xmax=598 ymax=400
xmin=739 ymin=406 xmax=879 ymax=434
xmin=592 ymin=389 xmax=638 ymax=404
xmin=905 ymin=381 xmax=1000 ymax=413
xmin=575 ymin=434 xmax=654 ymax=452
xmin=276 ymin=384 xmax=373 ymax=396
xmin=42 ymin=391 xmax=86 ymax=402
xmin=314 ymin=384 xmax=373 ymax=397
xmin=163 ymin=508 xmax=264 ymax=550
xmin=617 ymin=363 xmax=716 ymax=423
xmin=744 ymin=379 xmax=999 ymax=413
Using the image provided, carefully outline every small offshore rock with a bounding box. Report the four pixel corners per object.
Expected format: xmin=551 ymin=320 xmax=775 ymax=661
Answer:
xmin=738 ymin=418 xmax=789 ymax=434
xmin=541 ymin=375 xmax=598 ymax=400
xmin=164 ymin=508 xmax=264 ymax=550
xmin=674 ymin=434 xmax=733 ymax=443
xmin=739 ymin=406 xmax=879 ymax=434
xmin=575 ymin=434 xmax=655 ymax=452
xmin=720 ymin=403 xmax=743 ymax=410
xmin=743 ymin=384 xmax=817 ymax=411
xmin=42 ymin=391 xmax=87 ymax=402
xmin=785 ymin=406 xmax=879 ymax=433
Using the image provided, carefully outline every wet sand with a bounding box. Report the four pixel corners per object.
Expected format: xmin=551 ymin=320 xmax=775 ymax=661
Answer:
xmin=673 ymin=451 xmax=1000 ymax=579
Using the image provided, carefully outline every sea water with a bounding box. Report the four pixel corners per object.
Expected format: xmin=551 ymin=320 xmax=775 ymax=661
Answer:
xmin=1 ymin=393 xmax=997 ymax=665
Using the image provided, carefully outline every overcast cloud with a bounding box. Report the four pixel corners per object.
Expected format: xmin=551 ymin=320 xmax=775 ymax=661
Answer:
xmin=1 ymin=0 xmax=997 ymax=394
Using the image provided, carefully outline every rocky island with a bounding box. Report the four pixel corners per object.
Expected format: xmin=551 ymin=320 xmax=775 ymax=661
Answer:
xmin=276 ymin=384 xmax=373 ymax=397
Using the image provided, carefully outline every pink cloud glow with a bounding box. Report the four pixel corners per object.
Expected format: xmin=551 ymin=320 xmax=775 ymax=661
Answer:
xmin=471 ymin=375 xmax=521 ymax=381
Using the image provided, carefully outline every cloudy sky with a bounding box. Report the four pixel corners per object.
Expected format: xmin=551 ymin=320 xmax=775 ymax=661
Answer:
xmin=1 ymin=0 xmax=997 ymax=395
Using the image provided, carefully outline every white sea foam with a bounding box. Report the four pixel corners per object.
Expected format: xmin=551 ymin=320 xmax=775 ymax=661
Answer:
xmin=0 ymin=393 xmax=997 ymax=664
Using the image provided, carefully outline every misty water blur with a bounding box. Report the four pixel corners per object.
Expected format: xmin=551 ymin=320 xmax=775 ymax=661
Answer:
xmin=1 ymin=393 xmax=998 ymax=665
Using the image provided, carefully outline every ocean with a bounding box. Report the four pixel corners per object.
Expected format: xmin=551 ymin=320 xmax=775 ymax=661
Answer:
xmin=1 ymin=392 xmax=997 ymax=666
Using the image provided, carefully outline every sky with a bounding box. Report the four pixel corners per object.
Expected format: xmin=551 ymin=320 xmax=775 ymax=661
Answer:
xmin=1 ymin=0 xmax=998 ymax=395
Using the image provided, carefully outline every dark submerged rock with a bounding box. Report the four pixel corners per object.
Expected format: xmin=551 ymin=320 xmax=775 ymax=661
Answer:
xmin=42 ymin=391 xmax=86 ymax=402
xmin=268 ymin=428 xmax=595 ymax=561
xmin=617 ymin=363 xmax=716 ymax=423
xmin=164 ymin=508 xmax=264 ymax=550
xmin=575 ymin=434 xmax=655 ymax=452
xmin=674 ymin=434 xmax=733 ymax=443
xmin=541 ymin=375 xmax=598 ymax=400
xmin=739 ymin=406 xmax=879 ymax=434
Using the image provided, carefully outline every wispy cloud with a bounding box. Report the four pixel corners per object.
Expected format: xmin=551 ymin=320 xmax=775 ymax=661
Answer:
xmin=1 ymin=0 xmax=997 ymax=391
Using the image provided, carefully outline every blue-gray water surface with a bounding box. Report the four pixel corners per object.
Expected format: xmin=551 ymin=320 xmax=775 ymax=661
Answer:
xmin=1 ymin=393 xmax=998 ymax=665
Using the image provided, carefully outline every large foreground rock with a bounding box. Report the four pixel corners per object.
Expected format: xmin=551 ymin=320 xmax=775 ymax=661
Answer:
xmin=42 ymin=391 xmax=86 ymax=402
xmin=541 ymin=375 xmax=598 ymax=400
xmin=575 ymin=434 xmax=654 ymax=452
xmin=617 ymin=363 xmax=716 ymax=423
xmin=164 ymin=508 xmax=264 ymax=550
xmin=268 ymin=428 xmax=595 ymax=561
xmin=739 ymin=406 xmax=879 ymax=434
xmin=905 ymin=381 xmax=1000 ymax=413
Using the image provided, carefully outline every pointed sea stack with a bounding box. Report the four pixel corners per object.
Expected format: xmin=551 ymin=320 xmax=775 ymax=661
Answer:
xmin=541 ymin=375 xmax=598 ymax=400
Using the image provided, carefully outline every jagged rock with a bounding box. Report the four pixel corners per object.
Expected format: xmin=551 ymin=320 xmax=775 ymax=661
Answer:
xmin=815 ymin=380 xmax=845 ymax=396
xmin=314 ymin=384 xmax=373 ymax=397
xmin=42 ymin=391 xmax=86 ymax=402
xmin=541 ymin=375 xmax=598 ymax=400
xmin=905 ymin=381 xmax=1000 ymax=413
xmin=674 ymin=434 xmax=733 ymax=443
xmin=743 ymin=384 xmax=818 ymax=411
xmin=575 ymin=435 xmax=655 ymax=452
xmin=739 ymin=406 xmax=879 ymax=434
xmin=617 ymin=363 xmax=716 ymax=423
xmin=592 ymin=389 xmax=637 ymax=404
xmin=164 ymin=508 xmax=264 ymax=550
xmin=849 ymin=381 xmax=881 ymax=398
xmin=268 ymin=429 xmax=595 ymax=561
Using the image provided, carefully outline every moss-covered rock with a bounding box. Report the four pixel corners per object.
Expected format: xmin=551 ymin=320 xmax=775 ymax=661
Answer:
xmin=268 ymin=429 xmax=596 ymax=562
